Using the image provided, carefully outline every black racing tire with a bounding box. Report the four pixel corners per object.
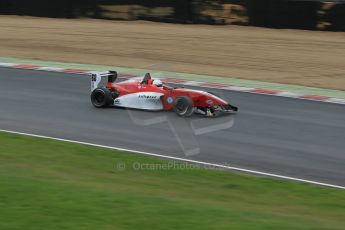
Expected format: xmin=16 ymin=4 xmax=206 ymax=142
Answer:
xmin=174 ymin=96 xmax=194 ymax=117
xmin=91 ymin=87 xmax=113 ymax=108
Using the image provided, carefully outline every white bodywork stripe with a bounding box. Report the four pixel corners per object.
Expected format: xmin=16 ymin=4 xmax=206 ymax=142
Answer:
xmin=114 ymin=92 xmax=164 ymax=110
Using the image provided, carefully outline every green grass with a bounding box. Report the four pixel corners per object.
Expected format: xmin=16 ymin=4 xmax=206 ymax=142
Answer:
xmin=0 ymin=132 xmax=344 ymax=230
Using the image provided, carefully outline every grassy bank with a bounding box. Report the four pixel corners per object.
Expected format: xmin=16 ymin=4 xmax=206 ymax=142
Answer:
xmin=0 ymin=132 xmax=344 ymax=230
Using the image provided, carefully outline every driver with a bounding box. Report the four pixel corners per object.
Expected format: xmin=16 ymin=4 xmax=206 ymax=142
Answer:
xmin=152 ymin=79 xmax=163 ymax=87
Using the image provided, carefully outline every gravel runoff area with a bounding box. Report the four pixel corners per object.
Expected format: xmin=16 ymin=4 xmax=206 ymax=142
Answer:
xmin=0 ymin=16 xmax=344 ymax=90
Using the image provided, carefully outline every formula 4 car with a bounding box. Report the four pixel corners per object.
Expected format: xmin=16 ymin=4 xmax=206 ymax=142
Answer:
xmin=90 ymin=71 xmax=238 ymax=117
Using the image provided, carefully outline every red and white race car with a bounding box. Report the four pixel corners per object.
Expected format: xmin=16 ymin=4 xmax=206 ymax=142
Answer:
xmin=90 ymin=71 xmax=238 ymax=117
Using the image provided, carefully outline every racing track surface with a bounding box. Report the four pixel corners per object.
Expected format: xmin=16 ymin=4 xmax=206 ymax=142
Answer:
xmin=1 ymin=67 xmax=345 ymax=187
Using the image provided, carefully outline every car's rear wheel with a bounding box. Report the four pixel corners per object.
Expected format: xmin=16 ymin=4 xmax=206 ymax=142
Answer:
xmin=91 ymin=87 xmax=113 ymax=108
xmin=174 ymin=96 xmax=194 ymax=117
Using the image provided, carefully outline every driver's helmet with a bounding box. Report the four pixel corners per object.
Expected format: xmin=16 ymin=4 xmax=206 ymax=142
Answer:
xmin=153 ymin=79 xmax=163 ymax=87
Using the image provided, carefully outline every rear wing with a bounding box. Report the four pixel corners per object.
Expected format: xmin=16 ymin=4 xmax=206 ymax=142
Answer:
xmin=90 ymin=71 xmax=117 ymax=92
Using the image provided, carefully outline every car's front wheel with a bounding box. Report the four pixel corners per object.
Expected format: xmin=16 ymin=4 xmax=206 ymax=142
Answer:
xmin=91 ymin=87 xmax=113 ymax=108
xmin=174 ymin=96 xmax=194 ymax=117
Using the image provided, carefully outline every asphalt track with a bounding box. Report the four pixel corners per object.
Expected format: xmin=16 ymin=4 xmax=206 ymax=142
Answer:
xmin=1 ymin=67 xmax=345 ymax=187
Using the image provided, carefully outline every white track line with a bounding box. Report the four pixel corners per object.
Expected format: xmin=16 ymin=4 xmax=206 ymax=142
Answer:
xmin=1 ymin=129 xmax=344 ymax=190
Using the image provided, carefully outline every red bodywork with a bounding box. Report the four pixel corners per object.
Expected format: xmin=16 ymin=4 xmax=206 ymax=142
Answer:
xmin=106 ymin=78 xmax=233 ymax=111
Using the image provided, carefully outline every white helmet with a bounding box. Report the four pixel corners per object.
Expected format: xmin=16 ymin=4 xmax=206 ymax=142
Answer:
xmin=153 ymin=79 xmax=163 ymax=87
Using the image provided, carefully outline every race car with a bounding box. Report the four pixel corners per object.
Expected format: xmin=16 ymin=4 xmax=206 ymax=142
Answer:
xmin=90 ymin=71 xmax=238 ymax=117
